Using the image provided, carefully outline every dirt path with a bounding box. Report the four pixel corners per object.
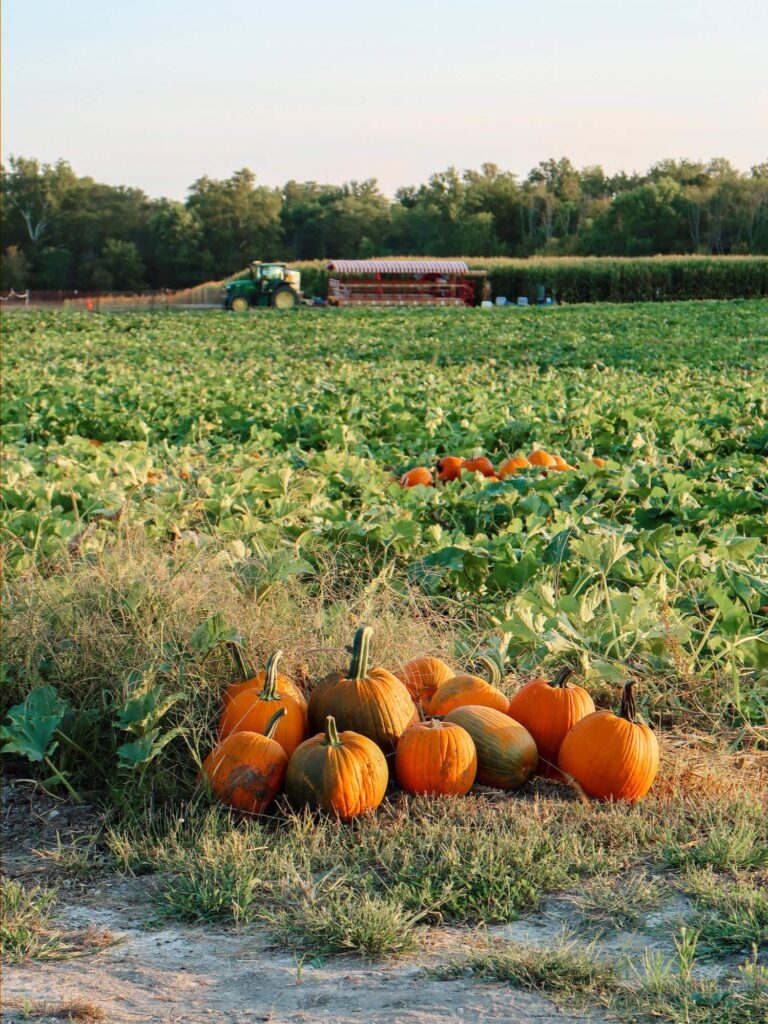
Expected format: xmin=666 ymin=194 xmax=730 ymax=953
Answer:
xmin=3 ymin=888 xmax=611 ymax=1024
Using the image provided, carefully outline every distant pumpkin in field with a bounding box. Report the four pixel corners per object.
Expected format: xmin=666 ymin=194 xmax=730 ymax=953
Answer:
xmin=498 ymin=455 xmax=530 ymax=477
xmin=436 ymin=456 xmax=463 ymax=482
xmin=400 ymin=467 xmax=433 ymax=488
xmin=528 ymin=449 xmax=557 ymax=469
xmin=460 ymin=457 xmax=495 ymax=478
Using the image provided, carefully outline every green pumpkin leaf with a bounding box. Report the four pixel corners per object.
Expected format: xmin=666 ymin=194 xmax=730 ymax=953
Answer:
xmin=0 ymin=685 xmax=68 ymax=763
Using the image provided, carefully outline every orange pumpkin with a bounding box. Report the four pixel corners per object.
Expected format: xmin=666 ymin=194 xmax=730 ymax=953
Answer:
xmin=460 ymin=457 xmax=496 ymax=478
xmin=218 ymin=650 xmax=308 ymax=757
xmin=436 ymin=456 xmax=464 ymax=482
xmin=395 ymin=719 xmax=477 ymax=796
xmin=444 ymin=705 xmax=537 ymax=790
xmin=427 ymin=657 xmax=508 ymax=717
xmin=307 ymin=626 xmax=417 ymax=752
xmin=223 ymin=645 xmax=304 ymax=708
xmin=507 ymin=667 xmax=595 ymax=778
xmin=400 ymin=467 xmax=433 ymax=488
xmin=202 ymin=707 xmax=287 ymax=814
xmin=396 ymin=656 xmax=454 ymax=704
xmin=285 ymin=715 xmax=388 ymax=820
xmin=591 ymin=457 xmax=607 ymax=468
xmin=558 ymin=681 xmax=659 ymax=803
xmin=528 ymin=449 xmax=557 ymax=469
xmin=552 ymin=454 xmax=575 ymax=471
xmin=498 ymin=455 xmax=531 ymax=478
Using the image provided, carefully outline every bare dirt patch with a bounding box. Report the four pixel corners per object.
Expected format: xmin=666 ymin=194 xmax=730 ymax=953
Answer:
xmin=3 ymin=878 xmax=612 ymax=1024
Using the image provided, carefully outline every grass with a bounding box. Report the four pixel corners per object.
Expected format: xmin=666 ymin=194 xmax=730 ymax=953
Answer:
xmin=1 ymin=879 xmax=62 ymax=962
xmin=267 ymin=886 xmax=422 ymax=959
xmin=432 ymin=928 xmax=768 ymax=1024
xmin=5 ymin=999 xmax=106 ymax=1023
xmin=664 ymin=818 xmax=768 ymax=871
xmin=680 ymin=867 xmax=768 ymax=956
xmin=34 ymin=834 xmax=105 ymax=880
xmin=1 ymin=538 xmax=462 ymax=802
xmin=430 ymin=933 xmax=617 ymax=1001
xmin=101 ymin=764 xmax=767 ymax=957
xmin=571 ymin=869 xmax=669 ymax=931
xmin=620 ymin=931 xmax=768 ymax=1024
xmin=0 ymin=879 xmax=117 ymax=964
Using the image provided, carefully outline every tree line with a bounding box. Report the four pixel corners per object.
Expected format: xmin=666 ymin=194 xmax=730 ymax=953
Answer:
xmin=2 ymin=155 xmax=767 ymax=292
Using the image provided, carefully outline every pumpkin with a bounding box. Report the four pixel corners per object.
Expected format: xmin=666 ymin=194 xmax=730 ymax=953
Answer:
xmin=444 ymin=705 xmax=537 ymax=790
xmin=223 ymin=644 xmax=304 ymax=708
xmin=307 ymin=626 xmax=418 ymax=751
xmin=426 ymin=656 xmax=508 ymax=717
xmin=507 ymin=667 xmax=595 ymax=778
xmin=202 ymin=707 xmax=287 ymax=814
xmin=395 ymin=719 xmax=477 ymax=796
xmin=396 ymin=656 xmax=454 ymax=704
xmin=285 ymin=715 xmax=388 ymax=820
xmin=400 ymin=467 xmax=433 ymax=488
xmin=558 ymin=681 xmax=659 ymax=803
xmin=460 ymin=456 xmax=496 ymax=478
xmin=218 ymin=650 xmax=308 ymax=757
xmin=498 ymin=455 xmax=531 ymax=478
xmin=552 ymin=454 xmax=575 ymax=471
xmin=436 ymin=456 xmax=464 ymax=482
xmin=591 ymin=457 xmax=607 ymax=468
xmin=528 ymin=449 xmax=557 ymax=469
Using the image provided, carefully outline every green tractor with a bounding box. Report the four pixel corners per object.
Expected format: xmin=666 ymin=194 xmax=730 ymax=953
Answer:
xmin=224 ymin=262 xmax=302 ymax=311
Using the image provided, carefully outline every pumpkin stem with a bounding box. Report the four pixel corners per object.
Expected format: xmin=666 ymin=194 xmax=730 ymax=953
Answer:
xmin=619 ymin=680 xmax=639 ymax=723
xmin=323 ymin=715 xmax=343 ymax=747
xmin=476 ymin=655 xmax=501 ymax=687
xmin=348 ymin=625 xmax=373 ymax=682
xmin=258 ymin=650 xmax=284 ymax=700
xmin=228 ymin=641 xmax=254 ymax=683
xmin=550 ymin=667 xmax=575 ymax=689
xmin=263 ymin=706 xmax=287 ymax=740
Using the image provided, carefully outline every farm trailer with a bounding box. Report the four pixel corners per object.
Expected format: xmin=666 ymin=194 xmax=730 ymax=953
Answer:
xmin=325 ymin=259 xmax=486 ymax=306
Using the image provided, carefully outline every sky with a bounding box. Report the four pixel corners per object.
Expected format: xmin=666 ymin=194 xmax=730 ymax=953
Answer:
xmin=3 ymin=0 xmax=767 ymax=199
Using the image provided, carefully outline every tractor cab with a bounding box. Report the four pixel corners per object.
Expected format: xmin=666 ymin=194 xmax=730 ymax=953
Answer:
xmin=224 ymin=261 xmax=301 ymax=311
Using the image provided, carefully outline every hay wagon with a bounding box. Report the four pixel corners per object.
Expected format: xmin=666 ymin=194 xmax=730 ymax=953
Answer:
xmin=325 ymin=259 xmax=482 ymax=307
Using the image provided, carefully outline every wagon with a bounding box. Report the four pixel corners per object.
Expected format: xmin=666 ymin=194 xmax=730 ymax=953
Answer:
xmin=326 ymin=259 xmax=482 ymax=306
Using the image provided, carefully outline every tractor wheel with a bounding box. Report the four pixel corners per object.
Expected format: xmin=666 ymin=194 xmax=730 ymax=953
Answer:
xmin=229 ymin=295 xmax=250 ymax=312
xmin=270 ymin=285 xmax=298 ymax=310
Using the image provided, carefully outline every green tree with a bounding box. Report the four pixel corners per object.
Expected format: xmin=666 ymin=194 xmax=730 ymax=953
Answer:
xmin=0 ymin=246 xmax=29 ymax=290
xmin=147 ymin=200 xmax=211 ymax=288
xmin=187 ymin=169 xmax=283 ymax=273
xmin=99 ymin=239 xmax=146 ymax=291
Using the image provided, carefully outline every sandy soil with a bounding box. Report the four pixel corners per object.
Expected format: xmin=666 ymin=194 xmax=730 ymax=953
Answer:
xmin=1 ymin=779 xmax=613 ymax=1024
xmin=3 ymin=896 xmax=609 ymax=1024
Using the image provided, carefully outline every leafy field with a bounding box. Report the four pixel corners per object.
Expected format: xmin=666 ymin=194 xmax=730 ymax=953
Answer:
xmin=3 ymin=301 xmax=767 ymax=730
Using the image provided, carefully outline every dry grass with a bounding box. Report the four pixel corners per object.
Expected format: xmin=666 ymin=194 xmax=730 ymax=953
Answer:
xmin=4 ymin=998 xmax=106 ymax=1022
xmin=2 ymin=532 xmax=460 ymax=708
xmin=1 ymin=879 xmax=117 ymax=964
xmin=1 ymin=534 xmax=462 ymax=797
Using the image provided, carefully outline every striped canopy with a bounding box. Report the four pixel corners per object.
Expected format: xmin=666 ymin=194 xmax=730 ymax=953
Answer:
xmin=326 ymin=259 xmax=469 ymax=275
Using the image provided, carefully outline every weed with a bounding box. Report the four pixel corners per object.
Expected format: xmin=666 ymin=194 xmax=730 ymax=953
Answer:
xmin=268 ymin=885 xmax=422 ymax=959
xmin=34 ymin=834 xmax=104 ymax=879
xmin=572 ymin=869 xmax=669 ymax=931
xmin=432 ymin=933 xmax=616 ymax=1001
xmin=620 ymin=930 xmax=768 ymax=1024
xmin=680 ymin=867 xmax=768 ymax=956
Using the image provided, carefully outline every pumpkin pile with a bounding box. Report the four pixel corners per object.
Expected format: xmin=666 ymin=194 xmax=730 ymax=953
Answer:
xmin=202 ymin=628 xmax=659 ymax=821
xmin=400 ymin=449 xmax=607 ymax=487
